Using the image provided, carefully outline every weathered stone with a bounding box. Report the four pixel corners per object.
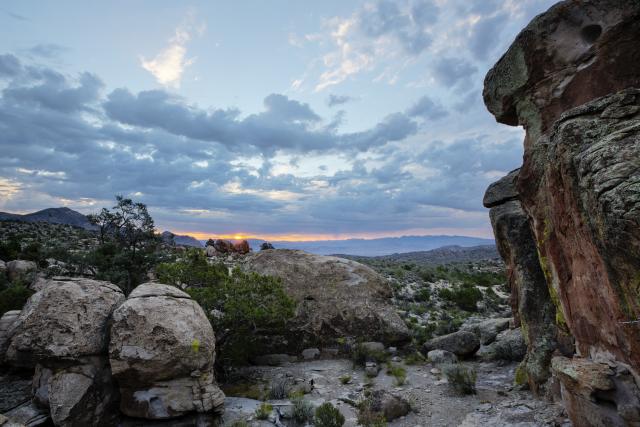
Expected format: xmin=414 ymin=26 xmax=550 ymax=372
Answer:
xmin=232 ymin=240 xmax=250 ymax=254
xmin=0 ymin=260 xmax=6 ymax=277
xmin=6 ymin=278 xmax=124 ymax=367
xmin=483 ymin=0 xmax=640 ymax=422
xmin=300 ymin=348 xmax=320 ymax=360
xmin=46 ymin=357 xmax=119 ymax=427
xmin=359 ymin=342 xmax=385 ymax=353
xmin=109 ymin=282 xmax=224 ymax=419
xmin=423 ymin=330 xmax=479 ymax=357
xmin=427 ymin=349 xmax=457 ymax=365
xmin=5 ymin=261 xmax=36 ymax=285
xmin=365 ymin=362 xmax=379 ymax=377
xmin=461 ymin=317 xmax=511 ymax=345
xmin=243 ymin=250 xmax=410 ymax=352
xmin=552 ymin=356 xmax=640 ymax=427
xmin=367 ymin=390 xmax=410 ymax=421
xmin=2 ymin=402 xmax=48 ymax=426
xmin=205 ymin=245 xmax=217 ymax=257
xmin=0 ymin=311 xmax=20 ymax=365
xmin=483 ymin=169 xmax=520 ymax=208
xmin=477 ymin=328 xmax=527 ymax=362
xmin=483 ymin=0 xmax=640 ymax=141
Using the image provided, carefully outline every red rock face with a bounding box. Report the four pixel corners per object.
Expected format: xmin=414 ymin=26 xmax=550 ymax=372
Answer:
xmin=484 ymin=0 xmax=640 ymax=423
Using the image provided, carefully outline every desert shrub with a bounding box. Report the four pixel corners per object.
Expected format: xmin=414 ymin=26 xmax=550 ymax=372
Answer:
xmin=0 ymin=284 xmax=33 ymax=317
xmin=388 ymin=364 xmax=407 ymax=386
xmin=443 ymin=363 xmax=477 ymax=395
xmin=438 ymin=283 xmax=482 ymax=312
xmin=291 ymin=397 xmax=314 ymax=424
xmin=339 ymin=374 xmax=351 ymax=384
xmin=404 ymin=351 xmax=426 ymax=365
xmin=352 ymin=343 xmax=389 ymax=368
xmin=315 ymin=402 xmax=345 ymax=427
xmin=268 ymin=377 xmax=290 ymax=399
xmin=255 ymin=402 xmax=272 ymax=420
xmin=156 ymin=248 xmax=227 ymax=288
xmin=184 ymin=268 xmax=295 ymax=365
xmin=414 ymin=286 xmax=430 ymax=302
xmin=357 ymin=398 xmax=387 ymax=427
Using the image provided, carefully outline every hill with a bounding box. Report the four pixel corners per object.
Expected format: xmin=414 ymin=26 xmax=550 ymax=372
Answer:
xmin=339 ymin=244 xmax=500 ymax=265
xmin=0 ymin=207 xmax=96 ymax=230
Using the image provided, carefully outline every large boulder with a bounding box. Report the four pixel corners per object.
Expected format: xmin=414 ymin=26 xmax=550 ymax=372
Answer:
xmin=423 ymin=330 xmax=479 ymax=357
xmin=477 ymin=328 xmax=527 ymax=362
xmin=243 ymin=250 xmax=410 ymax=351
xmin=6 ymin=278 xmax=124 ymax=367
xmin=461 ymin=317 xmax=511 ymax=345
xmin=109 ymin=283 xmax=224 ymax=419
xmin=483 ymin=0 xmax=640 ymax=422
xmin=5 ymin=261 xmax=37 ymax=285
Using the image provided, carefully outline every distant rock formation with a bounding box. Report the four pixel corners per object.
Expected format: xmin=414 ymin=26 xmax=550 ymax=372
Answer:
xmin=161 ymin=230 xmax=203 ymax=248
xmin=204 ymin=238 xmax=251 ymax=256
xmin=243 ymin=249 xmax=410 ymax=352
xmin=0 ymin=207 xmax=96 ymax=230
xmin=484 ymin=0 xmax=640 ymax=424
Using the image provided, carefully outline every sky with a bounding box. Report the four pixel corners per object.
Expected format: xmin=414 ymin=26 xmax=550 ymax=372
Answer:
xmin=0 ymin=0 xmax=557 ymax=240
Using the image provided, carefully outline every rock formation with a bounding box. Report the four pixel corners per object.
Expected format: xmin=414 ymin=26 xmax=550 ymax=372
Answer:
xmin=1 ymin=279 xmax=224 ymax=426
xmin=243 ymin=249 xmax=410 ymax=352
xmin=109 ymin=283 xmax=224 ymax=419
xmin=484 ymin=0 xmax=640 ymax=424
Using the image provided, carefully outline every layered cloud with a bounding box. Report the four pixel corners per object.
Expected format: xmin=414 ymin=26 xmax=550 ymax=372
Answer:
xmin=0 ymin=51 xmax=524 ymax=237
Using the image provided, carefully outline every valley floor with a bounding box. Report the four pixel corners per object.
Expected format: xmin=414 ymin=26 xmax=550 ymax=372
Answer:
xmin=221 ymin=358 xmax=570 ymax=427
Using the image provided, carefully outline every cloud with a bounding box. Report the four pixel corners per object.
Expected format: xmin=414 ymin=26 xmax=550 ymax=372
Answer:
xmin=140 ymin=17 xmax=202 ymax=88
xmin=0 ymin=50 xmax=524 ymax=237
xmin=407 ymin=95 xmax=448 ymax=120
xmin=327 ymin=94 xmax=355 ymax=107
xmin=0 ymin=54 xmax=21 ymax=78
xmin=431 ymin=57 xmax=477 ymax=90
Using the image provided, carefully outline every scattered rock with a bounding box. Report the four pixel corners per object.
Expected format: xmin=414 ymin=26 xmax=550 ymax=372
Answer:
xmin=427 ymin=349 xmax=458 ymax=365
xmin=5 ymin=261 xmax=36 ymax=285
xmin=478 ymin=329 xmax=527 ymax=362
xmin=367 ymin=390 xmax=411 ymax=421
xmin=423 ymin=330 xmax=480 ymax=357
xmin=233 ymin=240 xmax=250 ymax=254
xmin=301 ymin=348 xmax=320 ymax=360
xmin=365 ymin=362 xmax=379 ymax=377
xmin=461 ymin=317 xmax=510 ymax=345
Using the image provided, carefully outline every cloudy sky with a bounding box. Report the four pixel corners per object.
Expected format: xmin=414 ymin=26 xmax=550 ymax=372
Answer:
xmin=0 ymin=0 xmax=556 ymax=240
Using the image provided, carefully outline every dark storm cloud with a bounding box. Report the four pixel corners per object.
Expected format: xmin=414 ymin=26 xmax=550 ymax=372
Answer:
xmin=0 ymin=54 xmax=21 ymax=77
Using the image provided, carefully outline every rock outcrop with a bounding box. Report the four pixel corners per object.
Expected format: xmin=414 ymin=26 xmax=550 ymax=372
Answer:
xmin=2 ymin=279 xmax=225 ymax=425
xmin=109 ymin=283 xmax=224 ymax=419
xmin=484 ymin=0 xmax=640 ymax=423
xmin=243 ymin=249 xmax=410 ymax=352
xmin=483 ymin=171 xmax=557 ymax=393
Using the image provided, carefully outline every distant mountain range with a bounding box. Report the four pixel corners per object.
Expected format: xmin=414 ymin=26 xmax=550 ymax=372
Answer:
xmin=0 ymin=207 xmax=495 ymax=256
xmin=246 ymin=235 xmax=495 ymax=256
xmin=0 ymin=207 xmax=97 ymax=230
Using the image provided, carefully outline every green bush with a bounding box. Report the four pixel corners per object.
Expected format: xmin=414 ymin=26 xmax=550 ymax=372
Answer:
xmin=388 ymin=364 xmax=407 ymax=386
xmin=0 ymin=284 xmax=33 ymax=317
xmin=351 ymin=343 xmax=389 ymax=368
xmin=291 ymin=397 xmax=314 ymax=424
xmin=339 ymin=374 xmax=351 ymax=384
xmin=315 ymin=402 xmax=345 ymax=427
xmin=156 ymin=249 xmax=227 ymax=288
xmin=357 ymin=398 xmax=387 ymax=427
xmin=438 ymin=283 xmax=482 ymax=312
xmin=443 ymin=363 xmax=477 ymax=395
xmin=254 ymin=402 xmax=272 ymax=420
